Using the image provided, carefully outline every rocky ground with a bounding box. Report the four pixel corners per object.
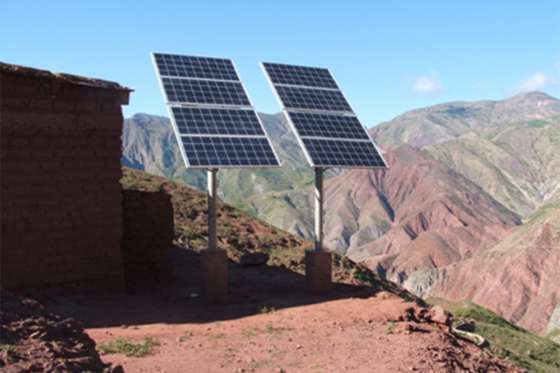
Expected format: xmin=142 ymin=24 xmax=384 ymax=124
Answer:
xmin=80 ymin=290 xmax=521 ymax=372
xmin=43 ymin=246 xmax=522 ymax=373
xmin=0 ymin=292 xmax=120 ymax=372
xmin=0 ymin=168 xmax=535 ymax=372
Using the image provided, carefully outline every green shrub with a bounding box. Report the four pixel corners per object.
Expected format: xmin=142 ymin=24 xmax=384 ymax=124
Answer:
xmin=97 ymin=336 xmax=159 ymax=357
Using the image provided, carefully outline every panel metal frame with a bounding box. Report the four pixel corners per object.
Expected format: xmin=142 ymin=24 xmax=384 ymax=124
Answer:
xmin=152 ymin=53 xmax=281 ymax=169
xmin=260 ymin=61 xmax=388 ymax=169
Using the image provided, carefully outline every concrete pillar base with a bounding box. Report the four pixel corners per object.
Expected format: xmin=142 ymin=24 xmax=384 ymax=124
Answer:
xmin=200 ymin=249 xmax=228 ymax=304
xmin=305 ymin=250 xmax=332 ymax=294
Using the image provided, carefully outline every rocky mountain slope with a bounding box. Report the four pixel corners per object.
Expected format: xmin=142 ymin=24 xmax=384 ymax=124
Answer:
xmin=426 ymin=201 xmax=560 ymax=334
xmin=323 ymin=146 xmax=520 ymax=268
xmin=121 ymin=92 xmax=560 ymax=335
xmin=371 ymin=92 xmax=560 ymax=217
xmin=98 ymin=168 xmax=534 ymax=372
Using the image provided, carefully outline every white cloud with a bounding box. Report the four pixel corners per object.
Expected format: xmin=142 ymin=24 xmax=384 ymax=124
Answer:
xmin=413 ymin=74 xmax=442 ymax=94
xmin=516 ymin=71 xmax=555 ymax=92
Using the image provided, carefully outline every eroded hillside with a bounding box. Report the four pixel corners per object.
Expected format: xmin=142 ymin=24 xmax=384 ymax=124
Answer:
xmin=121 ymin=92 xmax=560 ymax=335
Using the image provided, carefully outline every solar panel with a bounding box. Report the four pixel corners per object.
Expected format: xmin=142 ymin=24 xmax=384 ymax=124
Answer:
xmin=171 ymin=107 xmax=263 ymax=136
xmin=162 ymin=78 xmax=250 ymax=106
xmin=182 ymin=137 xmax=278 ymax=167
xmin=154 ymin=53 xmax=238 ymax=80
xmin=275 ymin=85 xmax=351 ymax=112
xmin=302 ymin=138 xmax=386 ymax=167
xmin=287 ymin=111 xmax=369 ymax=140
xmin=153 ymin=53 xmax=280 ymax=168
xmin=262 ymin=62 xmax=387 ymax=169
xmin=262 ymin=62 xmax=338 ymax=89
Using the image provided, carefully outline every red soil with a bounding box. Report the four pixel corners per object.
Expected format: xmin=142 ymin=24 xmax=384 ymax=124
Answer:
xmin=85 ymin=292 xmax=518 ymax=372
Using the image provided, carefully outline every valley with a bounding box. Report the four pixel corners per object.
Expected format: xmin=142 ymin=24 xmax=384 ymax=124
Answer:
xmin=122 ymin=91 xmax=560 ymax=338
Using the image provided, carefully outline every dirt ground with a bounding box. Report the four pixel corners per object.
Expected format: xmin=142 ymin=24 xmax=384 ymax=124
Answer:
xmin=87 ymin=293 xmax=512 ymax=373
xmin=45 ymin=257 xmax=519 ymax=373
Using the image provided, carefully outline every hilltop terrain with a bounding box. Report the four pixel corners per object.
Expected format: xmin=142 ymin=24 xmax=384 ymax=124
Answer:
xmin=88 ymin=169 xmax=529 ymax=372
xmin=4 ymin=168 xmax=557 ymax=372
xmin=121 ymin=92 xmax=560 ymax=336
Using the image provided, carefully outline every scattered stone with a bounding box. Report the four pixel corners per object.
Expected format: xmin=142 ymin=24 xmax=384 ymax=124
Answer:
xmin=398 ymin=307 xmax=418 ymax=322
xmin=0 ymin=292 xmax=117 ymax=372
xmin=240 ymin=252 xmax=270 ymax=266
xmin=429 ymin=306 xmax=452 ymax=327
xmin=395 ymin=322 xmax=430 ymax=335
xmin=296 ymin=344 xmax=303 ymax=350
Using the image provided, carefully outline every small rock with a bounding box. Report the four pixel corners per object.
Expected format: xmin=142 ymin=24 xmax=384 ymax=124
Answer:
xmin=111 ymin=365 xmax=125 ymax=373
xmin=296 ymin=344 xmax=303 ymax=350
xmin=400 ymin=307 xmax=418 ymax=322
xmin=240 ymin=252 xmax=270 ymax=266
xmin=429 ymin=306 xmax=452 ymax=326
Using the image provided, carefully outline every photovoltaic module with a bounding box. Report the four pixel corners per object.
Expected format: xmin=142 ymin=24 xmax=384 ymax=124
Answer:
xmin=152 ymin=53 xmax=280 ymax=168
xmin=262 ymin=62 xmax=387 ymax=168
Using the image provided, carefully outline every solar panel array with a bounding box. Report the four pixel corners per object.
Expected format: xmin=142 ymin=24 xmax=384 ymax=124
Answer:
xmin=262 ymin=62 xmax=387 ymax=168
xmin=153 ymin=53 xmax=280 ymax=168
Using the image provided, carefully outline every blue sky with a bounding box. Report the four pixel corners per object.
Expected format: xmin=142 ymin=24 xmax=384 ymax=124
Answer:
xmin=1 ymin=1 xmax=559 ymax=126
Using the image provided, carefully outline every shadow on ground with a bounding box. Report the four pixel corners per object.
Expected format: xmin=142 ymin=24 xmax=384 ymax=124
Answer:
xmin=46 ymin=245 xmax=380 ymax=328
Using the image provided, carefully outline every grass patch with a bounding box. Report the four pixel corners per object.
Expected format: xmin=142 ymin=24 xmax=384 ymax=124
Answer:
xmin=453 ymin=304 xmax=519 ymax=330
xmin=178 ymin=330 xmax=194 ymax=342
xmin=209 ymin=332 xmax=226 ymax=340
xmin=97 ymin=336 xmax=159 ymax=357
xmin=241 ymin=323 xmax=291 ymax=338
xmin=241 ymin=327 xmax=260 ymax=338
xmin=385 ymin=322 xmax=395 ymax=335
xmin=265 ymin=322 xmax=292 ymax=335
xmin=259 ymin=305 xmax=276 ymax=314
xmin=0 ymin=344 xmax=17 ymax=353
xmin=442 ymin=302 xmax=560 ymax=373
xmin=526 ymin=119 xmax=548 ymax=128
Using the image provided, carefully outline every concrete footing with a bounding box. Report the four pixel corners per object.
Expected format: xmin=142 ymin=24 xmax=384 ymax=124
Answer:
xmin=305 ymin=250 xmax=332 ymax=294
xmin=200 ymin=249 xmax=228 ymax=304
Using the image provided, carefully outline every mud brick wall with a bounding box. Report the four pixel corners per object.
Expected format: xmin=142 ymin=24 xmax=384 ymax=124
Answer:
xmin=0 ymin=65 xmax=130 ymax=292
xmin=122 ymin=190 xmax=174 ymax=290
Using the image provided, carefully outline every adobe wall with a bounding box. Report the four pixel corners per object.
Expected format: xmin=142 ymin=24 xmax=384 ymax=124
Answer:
xmin=0 ymin=64 xmax=130 ymax=292
xmin=122 ymin=189 xmax=174 ymax=290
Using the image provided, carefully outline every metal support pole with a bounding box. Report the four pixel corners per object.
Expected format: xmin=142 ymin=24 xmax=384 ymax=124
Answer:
xmin=314 ymin=167 xmax=324 ymax=252
xmin=207 ymin=168 xmax=218 ymax=251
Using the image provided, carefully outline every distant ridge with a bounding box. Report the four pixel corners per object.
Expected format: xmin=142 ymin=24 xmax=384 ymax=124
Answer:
xmin=121 ymin=91 xmax=560 ymax=334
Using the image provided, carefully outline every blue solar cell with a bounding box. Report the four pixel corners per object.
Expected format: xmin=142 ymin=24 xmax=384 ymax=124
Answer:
xmin=287 ymin=111 xmax=369 ymax=140
xmin=181 ymin=136 xmax=278 ymax=167
xmin=262 ymin=61 xmax=387 ymax=168
xmin=154 ymin=53 xmax=238 ymax=80
xmin=263 ymin=63 xmax=338 ymax=89
xmin=153 ymin=52 xmax=280 ymax=168
xmin=275 ymin=85 xmax=351 ymax=112
xmin=301 ymin=138 xmax=385 ymax=168
xmin=162 ymin=78 xmax=250 ymax=106
xmin=171 ymin=107 xmax=264 ymax=136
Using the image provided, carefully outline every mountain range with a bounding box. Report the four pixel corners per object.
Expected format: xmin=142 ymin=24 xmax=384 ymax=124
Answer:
xmin=121 ymin=91 xmax=560 ymax=339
